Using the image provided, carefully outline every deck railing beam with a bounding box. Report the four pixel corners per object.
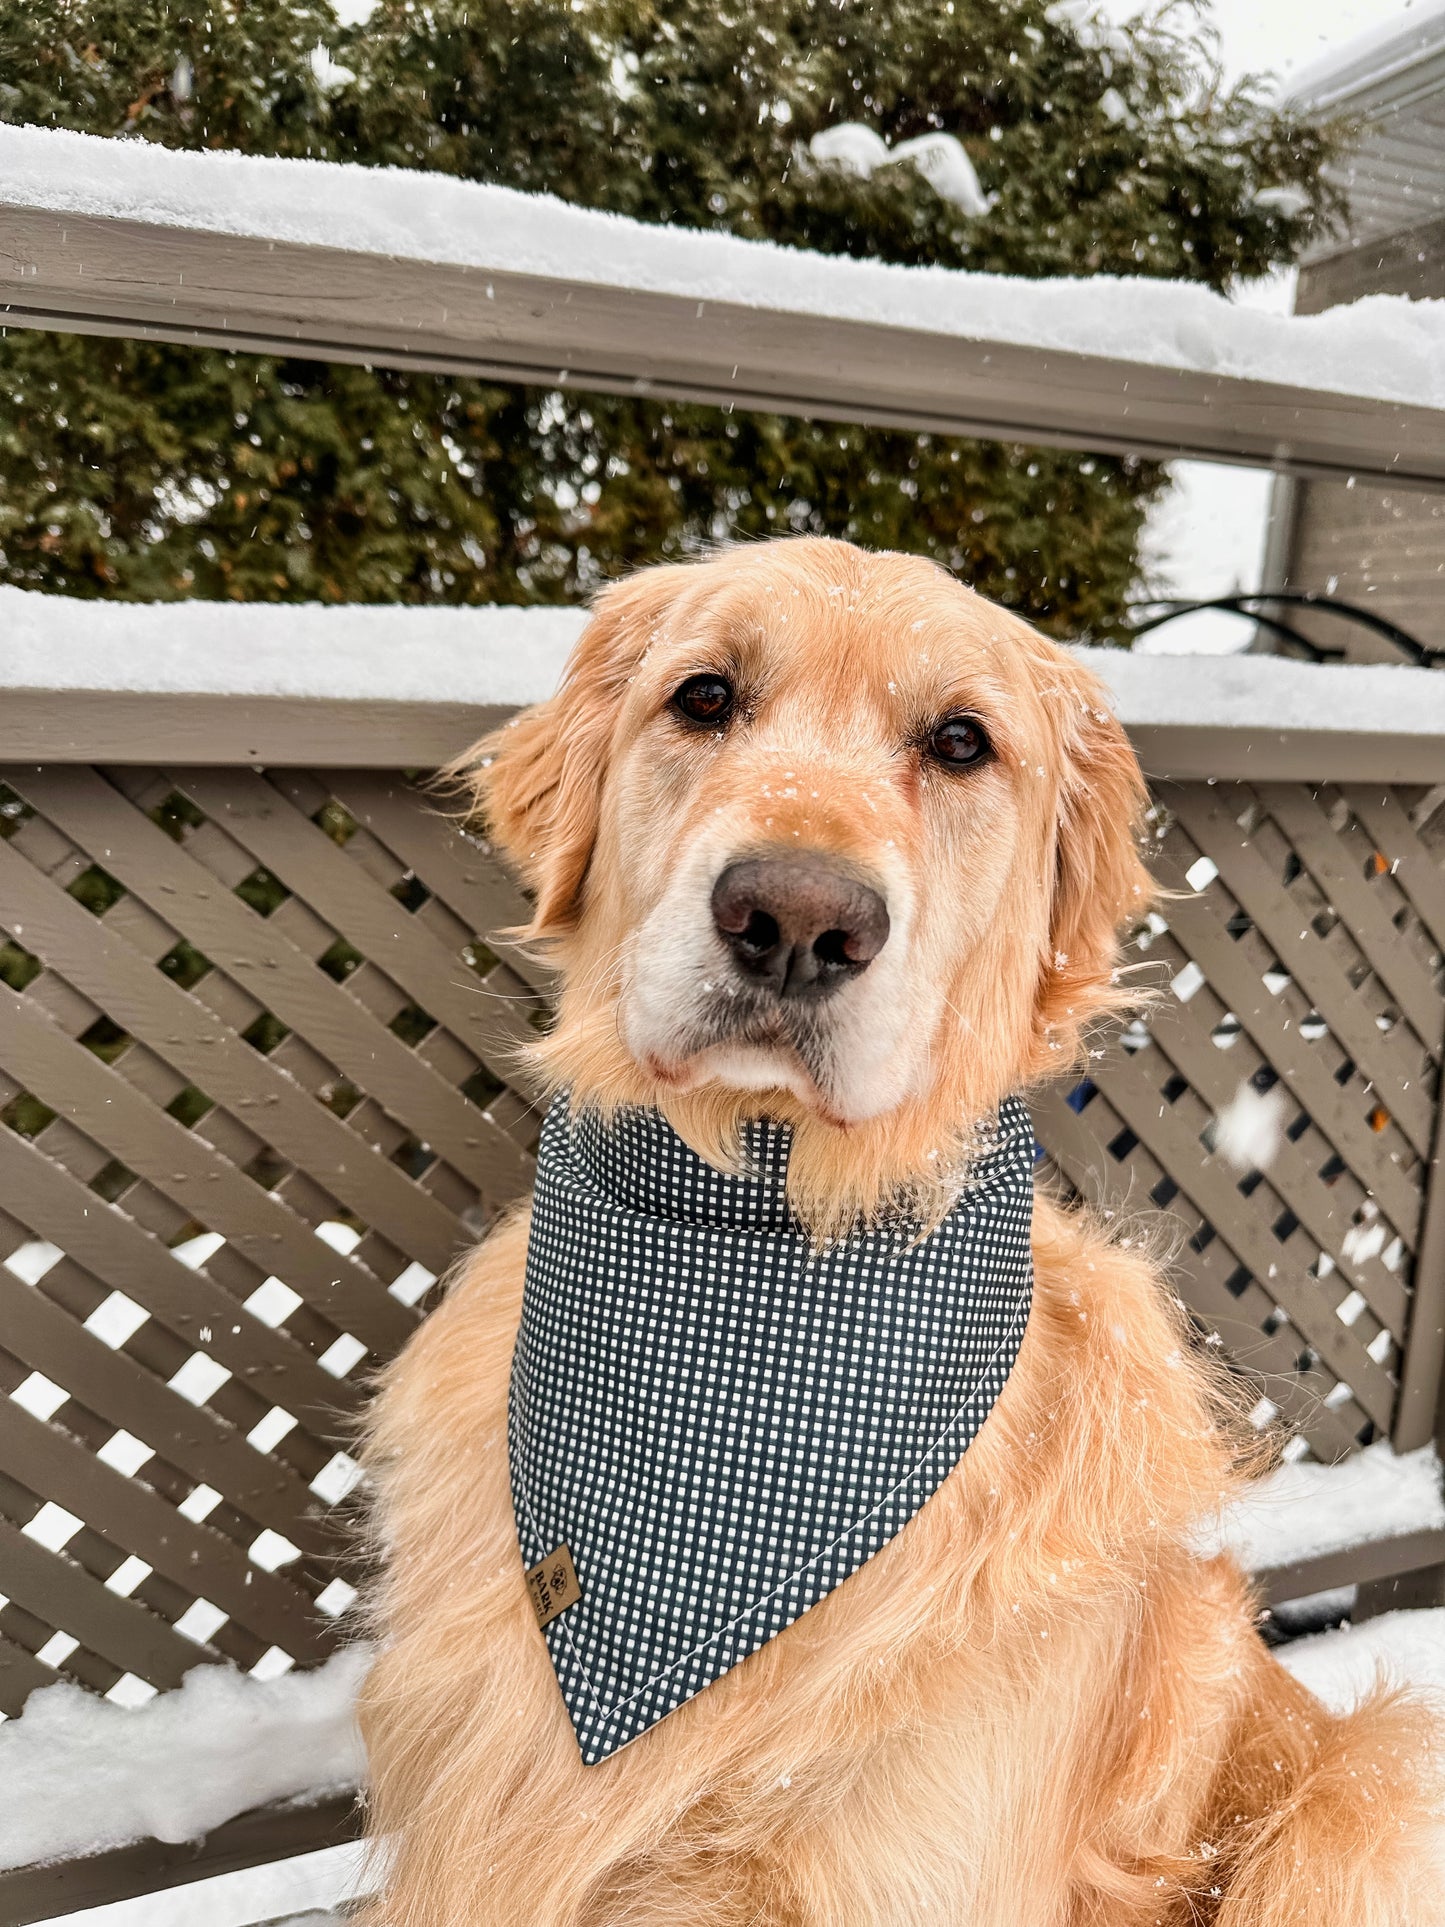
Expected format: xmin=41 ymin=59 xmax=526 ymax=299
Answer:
xmin=2 ymin=127 xmax=1444 ymax=487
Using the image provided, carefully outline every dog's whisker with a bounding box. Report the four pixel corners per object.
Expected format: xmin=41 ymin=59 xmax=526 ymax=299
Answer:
xmin=447 ymin=976 xmax=546 ymax=1004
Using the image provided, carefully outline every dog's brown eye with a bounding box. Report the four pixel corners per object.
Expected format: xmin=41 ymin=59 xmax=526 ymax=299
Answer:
xmin=672 ymin=674 xmax=735 ymax=727
xmin=926 ymin=715 xmax=991 ymax=769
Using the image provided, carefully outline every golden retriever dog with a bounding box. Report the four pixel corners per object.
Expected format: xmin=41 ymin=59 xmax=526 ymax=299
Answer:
xmin=358 ymin=538 xmax=1441 ymax=1925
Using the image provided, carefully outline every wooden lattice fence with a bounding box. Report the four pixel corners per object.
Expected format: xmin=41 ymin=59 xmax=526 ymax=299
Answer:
xmin=0 ymin=762 xmax=1442 ymax=1722
xmin=1036 ymin=778 xmax=1445 ymax=1469
xmin=0 ymin=765 xmax=549 ymax=1719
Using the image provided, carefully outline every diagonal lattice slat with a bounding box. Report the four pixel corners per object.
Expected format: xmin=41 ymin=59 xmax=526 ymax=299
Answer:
xmin=0 ymin=766 xmax=1442 ymax=1716
xmin=0 ymin=765 xmax=547 ymax=1716
xmin=1035 ymin=779 xmax=1445 ymax=1469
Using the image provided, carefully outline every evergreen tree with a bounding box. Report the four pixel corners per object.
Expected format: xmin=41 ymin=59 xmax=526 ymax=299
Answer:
xmin=0 ymin=0 xmax=1341 ymax=636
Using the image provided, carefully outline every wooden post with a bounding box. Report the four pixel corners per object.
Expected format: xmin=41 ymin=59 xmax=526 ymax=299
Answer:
xmin=1392 ymin=1076 xmax=1445 ymax=1455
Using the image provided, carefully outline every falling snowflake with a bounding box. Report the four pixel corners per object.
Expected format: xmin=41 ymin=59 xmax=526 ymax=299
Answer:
xmin=1213 ymin=1082 xmax=1287 ymax=1173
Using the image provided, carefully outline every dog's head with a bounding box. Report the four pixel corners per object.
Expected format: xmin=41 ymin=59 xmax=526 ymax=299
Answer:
xmin=465 ymin=539 xmax=1150 ymax=1227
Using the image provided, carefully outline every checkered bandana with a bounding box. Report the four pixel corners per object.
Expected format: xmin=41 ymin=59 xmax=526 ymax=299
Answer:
xmin=509 ymin=1092 xmax=1035 ymax=1764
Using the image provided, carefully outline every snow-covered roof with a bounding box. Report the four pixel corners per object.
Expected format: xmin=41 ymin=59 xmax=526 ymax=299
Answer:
xmin=1289 ymin=0 xmax=1445 ymax=119
xmin=1 ymin=124 xmax=1444 ymax=482
xmin=2 ymin=586 xmax=1444 ymax=784
xmin=1288 ymin=1 xmax=1445 ymax=258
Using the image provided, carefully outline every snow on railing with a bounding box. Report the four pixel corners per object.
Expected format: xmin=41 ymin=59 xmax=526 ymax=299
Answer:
xmin=2 ymin=124 xmax=1445 ymax=484
xmin=2 ymin=584 xmax=1443 ymax=782
xmin=1201 ymin=1440 xmax=1445 ymax=1575
xmin=0 ymin=1647 xmax=367 ymax=1874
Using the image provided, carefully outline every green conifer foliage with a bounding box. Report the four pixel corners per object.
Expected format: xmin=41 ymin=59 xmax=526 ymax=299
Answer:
xmin=0 ymin=0 xmax=339 ymax=155
xmin=0 ymin=0 xmax=1341 ymax=634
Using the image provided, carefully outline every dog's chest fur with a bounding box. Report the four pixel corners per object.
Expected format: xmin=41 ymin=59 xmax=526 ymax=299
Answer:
xmin=360 ymin=1194 xmax=1272 ymax=1927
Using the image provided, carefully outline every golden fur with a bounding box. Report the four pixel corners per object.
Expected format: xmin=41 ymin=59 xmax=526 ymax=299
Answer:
xmin=358 ymin=539 xmax=1442 ymax=1924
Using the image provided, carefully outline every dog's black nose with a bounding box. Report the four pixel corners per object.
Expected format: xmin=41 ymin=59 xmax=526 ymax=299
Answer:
xmin=710 ymin=855 xmax=890 ymax=999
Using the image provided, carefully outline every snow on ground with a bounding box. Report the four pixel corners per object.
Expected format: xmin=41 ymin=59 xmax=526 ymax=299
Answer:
xmin=0 ymin=1646 xmax=368 ymax=1873
xmin=30 ymin=1619 xmax=1445 ymax=1923
xmin=1278 ymin=1608 xmax=1445 ymax=1715
xmin=1200 ymin=1441 xmax=1445 ymax=1573
xmin=2 ymin=123 xmax=1445 ymax=413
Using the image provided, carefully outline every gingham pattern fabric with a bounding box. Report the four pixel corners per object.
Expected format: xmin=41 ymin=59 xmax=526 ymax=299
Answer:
xmin=509 ymin=1093 xmax=1035 ymax=1764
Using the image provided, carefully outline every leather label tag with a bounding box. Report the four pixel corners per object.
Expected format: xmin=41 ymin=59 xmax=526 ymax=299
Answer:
xmin=525 ymin=1545 xmax=582 ymax=1628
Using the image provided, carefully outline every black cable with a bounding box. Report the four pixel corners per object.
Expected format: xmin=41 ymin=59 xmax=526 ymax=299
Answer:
xmin=1125 ymin=592 xmax=1440 ymax=667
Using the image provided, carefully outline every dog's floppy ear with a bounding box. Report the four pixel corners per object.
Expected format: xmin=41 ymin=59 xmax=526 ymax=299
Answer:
xmin=1032 ymin=657 xmax=1153 ymax=1068
xmin=452 ymin=565 xmax=691 ymax=942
